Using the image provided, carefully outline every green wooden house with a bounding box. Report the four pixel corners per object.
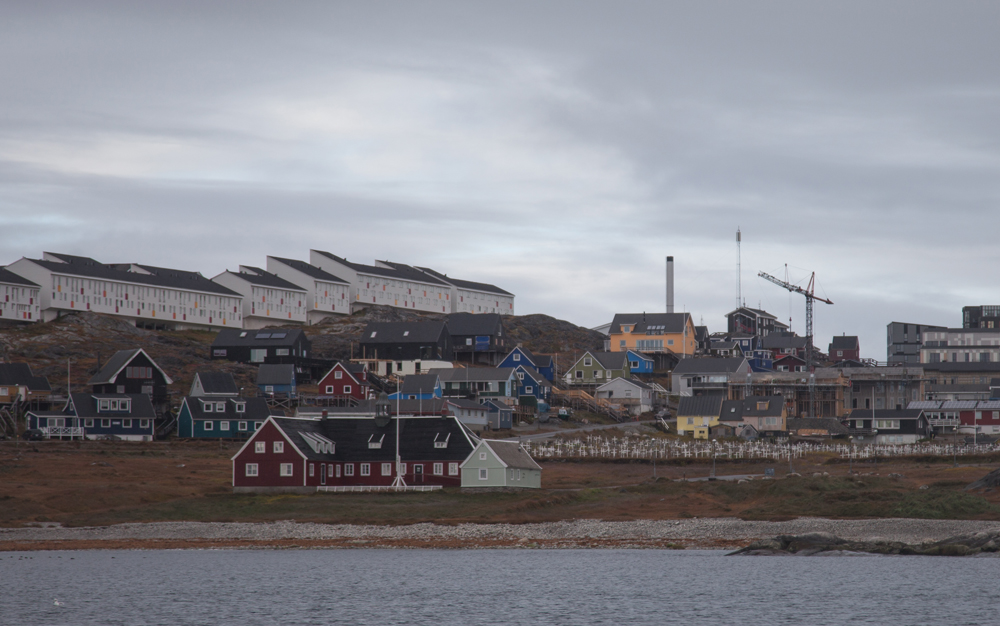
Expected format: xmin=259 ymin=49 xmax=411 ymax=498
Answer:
xmin=460 ymin=439 xmax=542 ymax=488
xmin=562 ymin=351 xmax=630 ymax=386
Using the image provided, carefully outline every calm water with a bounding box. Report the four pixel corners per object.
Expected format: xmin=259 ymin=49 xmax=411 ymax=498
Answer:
xmin=1 ymin=549 xmax=998 ymax=625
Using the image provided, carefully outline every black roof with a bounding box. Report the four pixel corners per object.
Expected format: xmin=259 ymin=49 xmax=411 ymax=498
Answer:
xmin=360 ymin=321 xmax=448 ymax=344
xmin=829 ymin=336 xmax=859 ymax=350
xmin=69 ymin=393 xmax=156 ymax=419
xmin=267 ymin=257 xmax=349 ymax=285
xmin=182 ymin=396 xmax=272 ymax=421
xmin=257 ymin=364 xmax=295 ymax=386
xmin=88 ymin=348 xmax=173 ymax=385
xmin=399 ymin=373 xmax=441 ymax=394
xmin=212 ymin=328 xmax=309 ymax=347
xmin=265 ymin=414 xmax=476 ymax=463
xmin=786 ymin=417 xmax=850 ymax=435
xmin=609 ymin=313 xmax=691 ymax=334
xmin=413 ymin=265 xmax=514 ymax=296
xmin=760 ymin=335 xmax=808 ymax=350
xmin=0 ymin=363 xmax=51 ymax=391
xmin=230 ymin=267 xmax=307 ymax=291
xmin=848 ymin=408 xmax=925 ymax=420
xmin=312 ymin=251 xmax=449 ymax=286
xmin=193 ymin=372 xmax=240 ymax=395
xmin=677 ymin=395 xmax=724 ymax=417
xmin=446 ymin=312 xmax=503 ymax=336
xmin=28 ymin=253 xmax=240 ymax=296
xmin=0 ymin=267 xmax=39 ymax=287
xmin=739 ymin=395 xmax=784 ymax=417
xmin=586 ymin=351 xmax=629 ymax=370
xmin=507 ymin=346 xmax=552 ymax=369
xmin=719 ymin=399 xmax=744 ymax=423
xmin=726 ymin=306 xmax=778 ymax=320
xmin=433 ymin=368 xmax=517 ymax=383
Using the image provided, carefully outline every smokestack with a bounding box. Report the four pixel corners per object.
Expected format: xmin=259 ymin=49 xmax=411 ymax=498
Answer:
xmin=666 ymin=256 xmax=674 ymax=314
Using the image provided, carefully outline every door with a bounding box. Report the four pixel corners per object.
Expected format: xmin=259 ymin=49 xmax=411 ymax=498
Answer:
xmin=320 ymin=464 xmax=326 ymax=486
xmin=413 ymin=464 xmax=423 ymax=484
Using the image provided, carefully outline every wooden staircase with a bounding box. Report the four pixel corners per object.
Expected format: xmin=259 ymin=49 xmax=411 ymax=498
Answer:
xmin=551 ymin=388 xmax=627 ymax=423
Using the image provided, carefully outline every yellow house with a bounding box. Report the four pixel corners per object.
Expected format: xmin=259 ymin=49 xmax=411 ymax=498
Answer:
xmin=608 ymin=313 xmax=697 ymax=357
xmin=676 ymin=395 xmax=724 ymax=439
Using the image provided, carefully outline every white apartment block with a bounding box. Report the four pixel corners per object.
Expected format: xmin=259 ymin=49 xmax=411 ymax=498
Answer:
xmin=265 ymin=256 xmax=351 ymax=325
xmin=0 ymin=268 xmax=41 ymax=323
xmin=310 ymin=250 xmax=453 ymax=314
xmin=921 ymin=328 xmax=1000 ymax=364
xmin=6 ymin=253 xmax=242 ymax=329
xmin=212 ymin=266 xmax=308 ymax=329
xmin=310 ymin=250 xmax=515 ymax=316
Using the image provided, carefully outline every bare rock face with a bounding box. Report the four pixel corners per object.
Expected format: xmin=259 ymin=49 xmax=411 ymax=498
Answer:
xmin=729 ymin=531 xmax=1000 ymax=557
xmin=965 ymin=467 xmax=1000 ymax=491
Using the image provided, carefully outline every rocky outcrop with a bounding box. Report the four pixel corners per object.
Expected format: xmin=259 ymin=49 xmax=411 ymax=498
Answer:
xmin=965 ymin=467 xmax=1000 ymax=491
xmin=729 ymin=530 xmax=1000 ymax=556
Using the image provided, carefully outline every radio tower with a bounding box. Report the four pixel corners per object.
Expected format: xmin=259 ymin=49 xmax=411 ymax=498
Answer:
xmin=736 ymin=228 xmax=742 ymax=308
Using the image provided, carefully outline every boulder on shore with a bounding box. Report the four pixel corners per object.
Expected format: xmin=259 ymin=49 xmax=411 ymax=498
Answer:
xmin=728 ymin=530 xmax=1000 ymax=557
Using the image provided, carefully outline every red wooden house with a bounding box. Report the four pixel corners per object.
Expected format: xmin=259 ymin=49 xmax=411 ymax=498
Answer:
xmin=316 ymin=362 xmax=370 ymax=404
xmin=829 ymin=335 xmax=861 ymax=362
xmin=231 ymin=412 xmax=478 ymax=493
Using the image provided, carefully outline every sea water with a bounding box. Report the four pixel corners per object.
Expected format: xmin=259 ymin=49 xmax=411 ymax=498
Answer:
xmin=1 ymin=549 xmax=996 ymax=625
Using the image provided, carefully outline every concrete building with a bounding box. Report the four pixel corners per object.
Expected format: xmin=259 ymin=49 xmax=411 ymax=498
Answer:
xmin=920 ymin=327 xmax=1000 ymax=364
xmin=265 ymin=256 xmax=351 ymax=324
xmin=0 ymin=268 xmax=40 ymax=324
xmin=213 ymin=266 xmax=308 ymax=329
xmin=887 ymin=321 xmax=945 ymax=365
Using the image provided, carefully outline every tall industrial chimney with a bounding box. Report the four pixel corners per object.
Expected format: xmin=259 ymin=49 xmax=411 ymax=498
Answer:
xmin=666 ymin=256 xmax=674 ymax=313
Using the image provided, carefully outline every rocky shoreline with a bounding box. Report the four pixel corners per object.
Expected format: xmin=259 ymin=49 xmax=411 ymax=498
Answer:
xmin=3 ymin=518 xmax=1000 ymax=551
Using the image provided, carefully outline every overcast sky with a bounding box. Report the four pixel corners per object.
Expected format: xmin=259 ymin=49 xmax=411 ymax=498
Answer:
xmin=2 ymin=2 xmax=999 ymax=359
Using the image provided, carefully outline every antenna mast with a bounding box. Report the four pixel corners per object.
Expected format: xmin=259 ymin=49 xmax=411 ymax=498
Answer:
xmin=736 ymin=228 xmax=742 ymax=308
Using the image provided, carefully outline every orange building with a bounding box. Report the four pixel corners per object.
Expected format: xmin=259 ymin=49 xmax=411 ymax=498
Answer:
xmin=608 ymin=313 xmax=697 ymax=357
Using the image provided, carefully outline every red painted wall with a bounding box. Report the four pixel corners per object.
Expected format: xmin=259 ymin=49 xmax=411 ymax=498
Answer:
xmin=317 ymin=364 xmax=368 ymax=400
xmin=233 ymin=421 xmax=305 ymax=488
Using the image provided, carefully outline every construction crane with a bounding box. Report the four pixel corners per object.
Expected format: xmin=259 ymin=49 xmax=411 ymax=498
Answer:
xmin=758 ymin=270 xmax=833 ymax=417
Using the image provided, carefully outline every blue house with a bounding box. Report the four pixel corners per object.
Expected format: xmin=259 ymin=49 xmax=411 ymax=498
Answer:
xmin=388 ymin=373 xmax=442 ymax=401
xmin=625 ymin=350 xmax=655 ymax=375
xmin=499 ymin=346 xmax=556 ymax=382
xmin=482 ymin=399 xmax=514 ymax=430
xmin=514 ymin=365 xmax=552 ymax=406
xmin=257 ymin=364 xmax=296 ymax=398
xmin=28 ymin=393 xmax=157 ymax=441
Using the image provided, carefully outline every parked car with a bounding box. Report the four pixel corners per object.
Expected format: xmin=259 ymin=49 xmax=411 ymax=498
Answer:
xmin=21 ymin=429 xmax=45 ymax=441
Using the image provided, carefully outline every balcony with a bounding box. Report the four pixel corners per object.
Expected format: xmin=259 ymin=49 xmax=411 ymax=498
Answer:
xmin=929 ymin=418 xmax=960 ymax=427
xmin=43 ymin=426 xmax=86 ymax=439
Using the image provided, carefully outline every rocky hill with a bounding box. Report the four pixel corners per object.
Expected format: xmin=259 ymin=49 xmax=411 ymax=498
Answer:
xmin=0 ymin=308 xmax=604 ymax=404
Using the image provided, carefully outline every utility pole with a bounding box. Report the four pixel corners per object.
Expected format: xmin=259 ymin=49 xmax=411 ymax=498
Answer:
xmin=758 ymin=270 xmax=834 ymax=417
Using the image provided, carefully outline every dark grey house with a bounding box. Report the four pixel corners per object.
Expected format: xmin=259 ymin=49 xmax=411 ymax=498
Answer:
xmin=359 ymin=321 xmax=453 ymax=361
xmin=446 ymin=312 xmax=506 ymax=365
xmin=211 ymin=328 xmax=312 ymax=364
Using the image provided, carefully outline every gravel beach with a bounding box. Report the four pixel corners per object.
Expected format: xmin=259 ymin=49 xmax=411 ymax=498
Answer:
xmin=4 ymin=518 xmax=1000 ymax=551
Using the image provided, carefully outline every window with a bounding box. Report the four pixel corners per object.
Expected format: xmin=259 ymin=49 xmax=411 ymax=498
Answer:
xmin=122 ymin=419 xmax=132 ymax=428
xmin=594 ymin=371 xmax=602 ymax=379
xmin=279 ymin=463 xmax=293 ymax=477
xmin=139 ymin=419 xmax=149 ymax=429
xmin=235 ymin=402 xmax=245 ymax=413
xmin=309 ymin=464 xmax=315 ymax=477
xmin=245 ymin=463 xmax=258 ymax=477
xmin=334 ymin=371 xmax=343 ymax=379
xmin=329 ymin=465 xmax=336 ymax=478
xmin=449 ymin=462 xmax=459 ymax=475
xmin=479 ymin=451 xmax=487 ymax=460
xmin=513 ymin=353 xmax=521 ymax=361
xmin=360 ymin=463 xmax=370 ymax=476
xmin=255 ymin=441 xmax=265 ymax=453
xmin=273 ymin=441 xmax=284 ymax=453
xmin=875 ymin=419 xmax=900 ymax=430
xmin=203 ymin=402 xmax=214 ymax=413
xmin=631 ymin=361 xmax=639 ymax=368
xmin=335 ymin=464 xmax=341 ymax=477
xmin=345 ymin=463 xmax=354 ymax=476
xmin=433 ymin=463 xmax=443 ymax=475
xmin=204 ymin=421 xmax=214 ymax=431
xmin=343 ymin=385 xmax=351 ymax=394
xmin=525 ymin=386 xmax=533 ymax=394
xmin=275 ymin=349 xmax=289 ymax=356
xmin=250 ymin=349 xmax=267 ymax=363
xmin=479 ymin=468 xmax=488 ymax=480
xmin=255 ymin=421 xmax=263 ymax=430
xmin=220 ymin=421 xmax=230 ymax=431
xmin=687 ymin=418 xmax=694 ymax=425
xmin=576 ymin=370 xmax=583 ymax=379
xmin=382 ymin=463 xmax=392 ymax=476
xmin=584 ymin=358 xmax=592 ymax=366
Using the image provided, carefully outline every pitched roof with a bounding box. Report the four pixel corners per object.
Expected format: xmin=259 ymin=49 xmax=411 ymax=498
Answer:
xmin=514 ymin=365 xmax=550 ymax=386
xmin=88 ymin=348 xmax=174 ymax=385
xmin=228 ymin=267 xmax=307 ymax=291
xmin=739 ymin=396 xmax=784 ymax=417
xmin=482 ymin=439 xmax=542 ymax=470
xmin=589 ymin=351 xmax=629 ymax=370
xmin=260 ymin=414 xmax=476 ymax=463
xmin=69 ymin=392 xmax=156 ymax=419
xmin=0 ymin=267 xmax=39 ymax=287
xmin=360 ymin=321 xmax=448 ymax=344
xmin=183 ymin=396 xmax=273 ymax=421
xmin=193 ymin=372 xmax=239 ymax=395
xmin=672 ymin=357 xmax=748 ymax=375
xmin=847 ymin=408 xmax=925 ymax=419
xmin=311 ymin=251 xmax=450 ymax=286
xmin=257 ymin=364 xmax=295 ymax=386
xmin=829 ymin=336 xmax=860 ymax=350
xmin=719 ymin=400 xmax=744 ymax=423
xmin=597 ymin=377 xmax=651 ymax=391
xmin=677 ymin=395 xmax=725 ymax=417
xmin=726 ymin=306 xmax=778 ymax=320
xmin=760 ymin=335 xmax=808 ymax=350
xmin=609 ymin=313 xmax=691 ymax=334
xmin=413 ymin=265 xmax=514 ymax=296
xmin=212 ymin=328 xmax=308 ymax=347
xmin=26 ymin=253 xmax=240 ymax=296
xmin=446 ymin=312 xmax=502 ymax=336
xmin=267 ymin=257 xmax=350 ymax=284
xmin=400 ymin=373 xmax=441 ymax=394
xmin=0 ymin=363 xmax=50 ymax=390
xmin=432 ymin=368 xmax=516 ymax=383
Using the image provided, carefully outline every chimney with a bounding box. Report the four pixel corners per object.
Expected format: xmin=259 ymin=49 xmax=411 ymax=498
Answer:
xmin=666 ymin=256 xmax=674 ymax=314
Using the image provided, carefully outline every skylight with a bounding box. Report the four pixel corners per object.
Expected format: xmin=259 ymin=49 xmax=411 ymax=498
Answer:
xmin=255 ymin=333 xmax=272 ymax=340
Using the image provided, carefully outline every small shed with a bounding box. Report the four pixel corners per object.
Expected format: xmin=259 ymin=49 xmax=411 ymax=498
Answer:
xmin=257 ymin=364 xmax=297 ymax=398
xmin=460 ymin=439 xmax=542 ymax=488
xmin=483 ymin=400 xmax=514 ymax=430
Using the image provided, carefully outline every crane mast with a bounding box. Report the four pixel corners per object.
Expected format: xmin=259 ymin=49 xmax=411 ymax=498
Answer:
xmin=758 ymin=270 xmax=834 ymax=417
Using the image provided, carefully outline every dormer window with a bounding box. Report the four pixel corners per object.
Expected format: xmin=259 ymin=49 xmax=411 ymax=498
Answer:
xmin=204 ymin=402 xmax=213 ymax=413
xmin=434 ymin=433 xmax=450 ymax=448
xmin=216 ymin=402 xmax=226 ymax=412
xmin=368 ymin=433 xmax=384 ymax=449
xmin=234 ymin=402 xmax=246 ymax=414
xmin=98 ymin=398 xmax=131 ymax=412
